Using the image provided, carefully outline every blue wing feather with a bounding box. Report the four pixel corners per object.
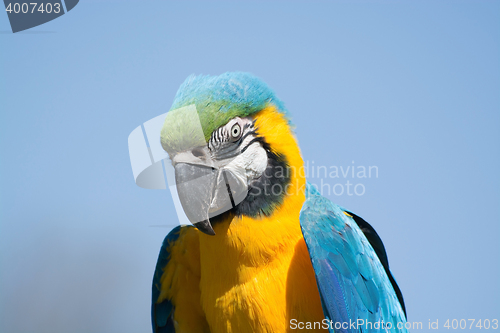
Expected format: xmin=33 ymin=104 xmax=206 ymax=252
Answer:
xmin=152 ymin=225 xmax=189 ymax=333
xmin=300 ymin=183 xmax=408 ymax=333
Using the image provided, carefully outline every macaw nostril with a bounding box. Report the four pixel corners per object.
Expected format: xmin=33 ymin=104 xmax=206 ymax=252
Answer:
xmin=192 ymin=147 xmax=205 ymax=158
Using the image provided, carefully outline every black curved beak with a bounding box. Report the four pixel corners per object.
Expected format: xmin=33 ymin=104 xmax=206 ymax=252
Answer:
xmin=174 ymin=162 xmax=217 ymax=235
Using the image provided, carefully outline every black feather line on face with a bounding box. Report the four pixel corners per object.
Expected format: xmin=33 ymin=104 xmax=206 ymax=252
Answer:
xmin=240 ymin=138 xmax=261 ymax=154
xmin=210 ymin=124 xmax=257 ymax=160
xmin=236 ymin=129 xmax=256 ymax=146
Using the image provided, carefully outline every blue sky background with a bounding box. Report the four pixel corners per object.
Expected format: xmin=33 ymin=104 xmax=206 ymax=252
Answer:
xmin=1 ymin=1 xmax=499 ymax=332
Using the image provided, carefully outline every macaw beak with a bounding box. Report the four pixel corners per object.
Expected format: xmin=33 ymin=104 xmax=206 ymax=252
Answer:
xmin=173 ymin=147 xmax=247 ymax=236
xmin=174 ymin=162 xmax=217 ymax=235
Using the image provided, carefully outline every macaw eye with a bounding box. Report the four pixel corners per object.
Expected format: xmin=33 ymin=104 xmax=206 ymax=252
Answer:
xmin=231 ymin=123 xmax=241 ymax=138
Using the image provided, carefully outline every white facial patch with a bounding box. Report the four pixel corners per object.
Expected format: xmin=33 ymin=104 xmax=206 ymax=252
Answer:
xmin=223 ymin=137 xmax=268 ymax=187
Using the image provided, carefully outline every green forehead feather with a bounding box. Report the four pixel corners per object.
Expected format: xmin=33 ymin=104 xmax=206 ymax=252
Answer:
xmin=161 ymin=72 xmax=288 ymax=154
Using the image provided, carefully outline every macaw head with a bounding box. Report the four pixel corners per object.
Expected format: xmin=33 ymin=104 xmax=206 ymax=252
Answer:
xmin=161 ymin=72 xmax=304 ymax=235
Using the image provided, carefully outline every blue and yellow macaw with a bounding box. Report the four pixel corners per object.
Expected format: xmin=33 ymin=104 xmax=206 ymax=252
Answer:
xmin=152 ymin=73 xmax=407 ymax=332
